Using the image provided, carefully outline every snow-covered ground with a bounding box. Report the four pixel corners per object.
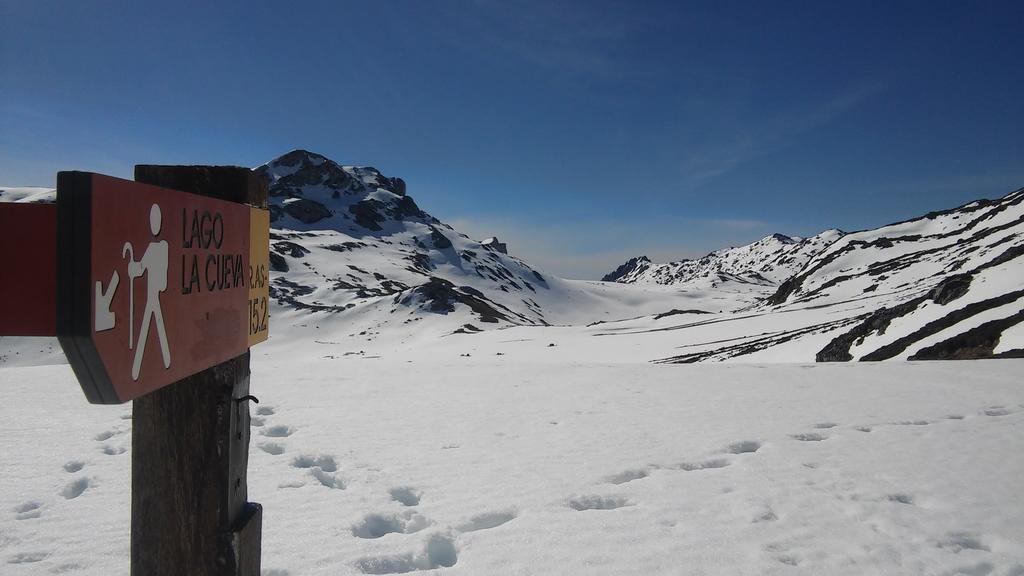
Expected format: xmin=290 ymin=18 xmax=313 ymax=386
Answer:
xmin=2 ymin=353 xmax=1022 ymax=575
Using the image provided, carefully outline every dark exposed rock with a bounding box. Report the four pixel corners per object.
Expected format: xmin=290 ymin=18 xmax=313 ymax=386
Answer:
xmin=659 ymin=316 xmax=864 ymax=364
xmin=930 ymin=274 xmax=972 ymax=305
xmin=348 ymin=199 xmax=385 ymax=231
xmin=269 ymin=204 xmax=284 ymax=223
xmin=909 ymin=309 xmax=1024 ymax=360
xmin=860 ymin=289 xmax=1024 ymax=361
xmin=452 ymin=324 xmax=482 ymax=335
xmin=323 ymin=241 xmax=368 ymax=252
xmin=482 ymin=237 xmax=508 ymax=255
xmin=396 ymin=277 xmax=510 ymax=323
xmin=602 ymin=256 xmax=651 ymax=282
xmin=766 ymin=275 xmax=802 ymax=306
xmin=269 ymin=252 xmax=288 ymax=272
xmin=459 ymin=286 xmax=485 ymax=299
xmin=386 ymin=177 xmax=406 ymax=196
xmin=257 ymin=149 xmax=353 ymax=198
xmin=816 ymin=297 xmax=927 ymax=362
xmin=654 ymin=309 xmax=712 ymax=320
xmin=283 ymin=198 xmax=332 ymax=224
xmin=393 ymin=195 xmax=423 ymax=219
xmin=272 ymin=277 xmax=315 ymax=298
xmin=430 ymin=227 xmax=452 ymax=250
xmin=272 ymin=241 xmax=310 ymax=258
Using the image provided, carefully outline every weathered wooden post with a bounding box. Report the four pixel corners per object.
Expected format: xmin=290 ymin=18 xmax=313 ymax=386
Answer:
xmin=38 ymin=166 xmax=271 ymax=575
xmin=130 ymin=166 xmax=267 ymax=576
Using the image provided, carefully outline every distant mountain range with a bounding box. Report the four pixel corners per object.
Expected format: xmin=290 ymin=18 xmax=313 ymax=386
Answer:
xmin=602 ymin=230 xmax=844 ymax=294
xmin=2 ymin=151 xmax=1022 ymax=363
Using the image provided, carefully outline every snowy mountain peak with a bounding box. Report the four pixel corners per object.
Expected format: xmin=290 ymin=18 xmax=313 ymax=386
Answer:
xmin=603 ymin=230 xmax=844 ymax=292
xmin=600 ymin=256 xmax=651 ymax=282
xmin=770 ymin=233 xmax=797 ymax=244
xmin=252 ymin=150 xmax=573 ymax=332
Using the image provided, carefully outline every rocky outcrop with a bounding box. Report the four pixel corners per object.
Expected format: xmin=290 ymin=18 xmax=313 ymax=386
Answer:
xmin=816 ymin=297 xmax=927 ymax=362
xmin=909 ymin=310 xmax=1024 ymax=360
xmin=930 ymin=274 xmax=972 ymax=305
xmin=482 ymin=237 xmax=508 ymax=254
xmin=283 ymin=198 xmax=332 ymax=224
xmin=347 ymin=199 xmax=386 ymax=231
xmin=395 ymin=277 xmax=511 ymax=324
xmin=430 ymin=227 xmax=453 ymax=250
xmin=601 ymin=256 xmax=651 ymax=282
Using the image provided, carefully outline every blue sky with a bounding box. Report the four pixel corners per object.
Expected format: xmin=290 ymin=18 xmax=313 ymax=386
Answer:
xmin=3 ymin=1 xmax=1023 ymax=278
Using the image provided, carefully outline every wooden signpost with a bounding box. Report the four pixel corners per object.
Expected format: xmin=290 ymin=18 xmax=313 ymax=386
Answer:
xmin=1 ymin=165 xmax=269 ymax=575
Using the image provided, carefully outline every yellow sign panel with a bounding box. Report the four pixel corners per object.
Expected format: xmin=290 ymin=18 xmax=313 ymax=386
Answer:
xmin=248 ymin=207 xmax=270 ymax=346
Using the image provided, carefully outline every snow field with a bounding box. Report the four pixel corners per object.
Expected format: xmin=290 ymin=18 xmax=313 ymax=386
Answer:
xmin=2 ymin=359 xmax=1023 ymax=575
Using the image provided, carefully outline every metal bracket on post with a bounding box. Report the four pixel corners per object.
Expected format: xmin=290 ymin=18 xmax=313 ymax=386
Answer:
xmin=219 ymin=503 xmax=263 ymax=575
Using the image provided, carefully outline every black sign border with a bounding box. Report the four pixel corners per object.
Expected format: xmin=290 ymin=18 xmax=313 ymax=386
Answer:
xmin=57 ymin=172 xmax=120 ymax=404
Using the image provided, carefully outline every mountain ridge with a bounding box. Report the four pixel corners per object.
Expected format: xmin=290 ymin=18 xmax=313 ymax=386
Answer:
xmin=2 ymin=153 xmax=1022 ymax=364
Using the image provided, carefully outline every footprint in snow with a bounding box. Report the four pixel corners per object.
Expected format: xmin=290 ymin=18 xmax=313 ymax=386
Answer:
xmin=259 ymin=442 xmax=285 ymax=455
xmin=937 ymin=532 xmax=990 ymax=553
xmin=982 ymin=407 xmax=1010 ymax=417
xmin=262 ymin=425 xmax=294 ymax=438
xmin=352 ymin=511 xmax=431 ymax=539
xmin=311 ymin=469 xmax=344 ymax=489
xmin=943 ymin=562 xmax=996 ymax=576
xmin=677 ymin=458 xmax=730 ymax=471
xmin=94 ymin=429 xmax=120 ymax=441
xmin=61 ymin=477 xmax=90 ymax=499
xmin=63 ymin=460 xmax=84 ymax=473
xmin=604 ymin=469 xmax=649 ymax=485
xmin=456 ymin=510 xmax=516 ymax=532
xmin=255 ymin=405 xmax=276 ymax=416
xmin=7 ymin=552 xmax=49 ymax=564
xmin=813 ymin=422 xmax=838 ymax=429
xmin=887 ymin=493 xmax=914 ymax=505
xmin=354 ymin=533 xmax=458 ymax=574
xmin=390 ymin=487 xmax=421 ymax=507
xmin=776 ymin=555 xmax=800 ymax=567
xmin=895 ymin=420 xmax=930 ymax=426
xmin=14 ymin=501 xmax=43 ymax=520
xmin=726 ymin=440 xmax=762 ymax=454
xmin=101 ymin=445 xmax=126 ymax=455
xmin=792 ymin=433 xmax=827 ymax=442
xmin=567 ymin=495 xmax=632 ymax=511
xmin=250 ymin=416 xmax=265 ymax=427
xmin=291 ymin=454 xmax=337 ymax=472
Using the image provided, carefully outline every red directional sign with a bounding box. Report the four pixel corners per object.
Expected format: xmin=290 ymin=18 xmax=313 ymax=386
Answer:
xmin=57 ymin=172 xmax=268 ymax=404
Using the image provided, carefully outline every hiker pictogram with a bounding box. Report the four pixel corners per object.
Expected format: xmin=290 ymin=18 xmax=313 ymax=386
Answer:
xmin=121 ymin=204 xmax=172 ymax=380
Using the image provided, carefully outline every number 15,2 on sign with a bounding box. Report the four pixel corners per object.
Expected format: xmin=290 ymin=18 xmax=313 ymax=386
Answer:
xmin=248 ymin=207 xmax=269 ymax=346
xmin=57 ymin=172 xmax=270 ymax=404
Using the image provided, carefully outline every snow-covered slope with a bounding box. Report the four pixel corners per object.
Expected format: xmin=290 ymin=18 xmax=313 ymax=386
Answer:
xmin=571 ymin=188 xmax=1024 ymax=364
xmin=0 ymin=186 xmax=55 ymax=203
xmin=603 ymin=230 xmax=844 ymax=293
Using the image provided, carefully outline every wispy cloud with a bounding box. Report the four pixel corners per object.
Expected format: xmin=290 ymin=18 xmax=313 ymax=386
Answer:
xmin=432 ymin=0 xmax=643 ymax=79
xmin=679 ymin=84 xmax=881 ymax=188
